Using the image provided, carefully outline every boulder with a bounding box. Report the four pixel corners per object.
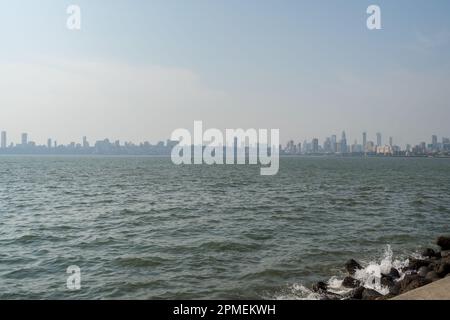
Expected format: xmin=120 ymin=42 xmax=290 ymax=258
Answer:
xmin=381 ymin=275 xmax=395 ymax=289
xmin=387 ymin=267 xmax=400 ymax=279
xmin=407 ymin=258 xmax=430 ymax=271
xmin=312 ymin=281 xmax=328 ymax=293
xmin=421 ymin=248 xmax=437 ymax=258
xmin=425 ymin=271 xmax=441 ymax=282
xmin=344 ymin=259 xmax=362 ymax=275
xmin=342 ymin=276 xmax=360 ymax=288
xmin=345 ymin=286 xmax=365 ymax=300
xmin=441 ymin=250 xmax=450 ymax=258
xmin=436 ymin=261 xmax=450 ymax=278
xmin=418 ymin=266 xmax=429 ymax=277
xmin=361 ymin=288 xmax=383 ymax=300
xmin=436 ymin=236 xmax=450 ymax=250
xmin=398 ymin=274 xmax=431 ymax=294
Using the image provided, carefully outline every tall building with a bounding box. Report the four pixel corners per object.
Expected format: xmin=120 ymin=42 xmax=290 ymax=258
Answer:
xmin=389 ymin=136 xmax=393 ymax=147
xmin=331 ymin=135 xmax=337 ymax=153
xmin=432 ymin=135 xmax=438 ymax=148
xmin=1 ymin=131 xmax=6 ymax=149
xmin=47 ymin=138 xmax=52 ymax=149
xmin=83 ymin=136 xmax=90 ymax=148
xmin=340 ymin=131 xmax=347 ymax=153
xmin=376 ymin=132 xmax=382 ymax=147
xmin=312 ymin=138 xmax=319 ymax=153
xmin=362 ymin=132 xmax=367 ymax=151
xmin=21 ymin=133 xmax=28 ymax=146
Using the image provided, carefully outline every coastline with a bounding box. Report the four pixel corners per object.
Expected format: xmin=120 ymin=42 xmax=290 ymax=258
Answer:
xmin=307 ymin=235 xmax=450 ymax=300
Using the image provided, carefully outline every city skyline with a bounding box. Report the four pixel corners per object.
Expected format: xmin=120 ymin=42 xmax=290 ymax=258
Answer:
xmin=1 ymin=128 xmax=448 ymax=156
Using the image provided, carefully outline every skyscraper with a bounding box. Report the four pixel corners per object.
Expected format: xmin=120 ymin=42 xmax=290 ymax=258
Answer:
xmin=376 ymin=132 xmax=382 ymax=147
xmin=312 ymin=138 xmax=319 ymax=153
xmin=389 ymin=136 xmax=393 ymax=147
xmin=331 ymin=135 xmax=337 ymax=153
xmin=341 ymin=131 xmax=347 ymax=153
xmin=432 ymin=135 xmax=438 ymax=147
xmin=362 ymin=132 xmax=367 ymax=151
xmin=1 ymin=131 xmax=6 ymax=149
xmin=21 ymin=133 xmax=28 ymax=146
xmin=47 ymin=138 xmax=52 ymax=149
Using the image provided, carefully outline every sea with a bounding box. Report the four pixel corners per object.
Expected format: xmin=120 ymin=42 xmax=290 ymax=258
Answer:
xmin=0 ymin=156 xmax=449 ymax=299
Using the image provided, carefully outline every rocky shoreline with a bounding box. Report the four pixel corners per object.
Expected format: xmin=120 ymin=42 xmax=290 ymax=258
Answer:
xmin=311 ymin=236 xmax=450 ymax=300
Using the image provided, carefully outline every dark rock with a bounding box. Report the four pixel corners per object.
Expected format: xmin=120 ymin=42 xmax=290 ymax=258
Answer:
xmin=407 ymin=258 xmax=430 ymax=271
xmin=320 ymin=292 xmax=342 ymax=300
xmin=418 ymin=266 xmax=429 ymax=277
xmin=387 ymin=267 xmax=400 ymax=279
xmin=436 ymin=261 xmax=450 ymax=278
xmin=361 ymin=288 xmax=383 ymax=300
xmin=312 ymin=281 xmax=328 ymax=293
xmin=425 ymin=271 xmax=441 ymax=282
xmin=441 ymin=250 xmax=450 ymax=258
xmin=398 ymin=274 xmax=431 ymax=294
xmin=421 ymin=248 xmax=437 ymax=258
xmin=436 ymin=236 xmax=450 ymax=251
xmin=389 ymin=282 xmax=401 ymax=295
xmin=344 ymin=259 xmax=362 ymax=275
xmin=381 ymin=275 xmax=395 ymax=289
xmin=346 ymin=286 xmax=365 ymax=300
xmin=342 ymin=276 xmax=360 ymax=288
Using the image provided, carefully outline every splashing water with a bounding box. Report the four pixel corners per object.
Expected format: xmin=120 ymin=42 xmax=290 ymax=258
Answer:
xmin=275 ymin=245 xmax=412 ymax=299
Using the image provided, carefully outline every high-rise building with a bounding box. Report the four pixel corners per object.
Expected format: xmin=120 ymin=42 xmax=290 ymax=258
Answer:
xmin=389 ymin=136 xmax=393 ymax=147
xmin=47 ymin=138 xmax=52 ymax=149
xmin=340 ymin=131 xmax=347 ymax=153
xmin=363 ymin=132 xmax=367 ymax=151
xmin=312 ymin=138 xmax=319 ymax=153
xmin=21 ymin=133 xmax=28 ymax=146
xmin=376 ymin=132 xmax=382 ymax=147
xmin=432 ymin=135 xmax=438 ymax=147
xmin=83 ymin=136 xmax=90 ymax=149
xmin=1 ymin=131 xmax=6 ymax=149
xmin=331 ymin=135 xmax=337 ymax=153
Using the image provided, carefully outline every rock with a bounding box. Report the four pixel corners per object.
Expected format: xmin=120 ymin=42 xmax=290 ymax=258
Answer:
xmin=345 ymin=286 xmax=365 ymax=300
xmin=407 ymin=258 xmax=430 ymax=271
xmin=361 ymin=288 xmax=383 ymax=300
xmin=425 ymin=271 xmax=441 ymax=282
xmin=441 ymin=250 xmax=450 ymax=258
xmin=398 ymin=274 xmax=431 ymax=294
xmin=421 ymin=248 xmax=437 ymax=258
xmin=344 ymin=259 xmax=362 ymax=275
xmin=383 ymin=267 xmax=400 ymax=279
xmin=320 ymin=292 xmax=342 ymax=300
xmin=389 ymin=282 xmax=401 ymax=295
xmin=381 ymin=275 xmax=395 ymax=289
xmin=436 ymin=261 xmax=450 ymax=278
xmin=436 ymin=236 xmax=450 ymax=251
xmin=418 ymin=266 xmax=429 ymax=277
xmin=342 ymin=276 xmax=360 ymax=288
xmin=312 ymin=281 xmax=328 ymax=293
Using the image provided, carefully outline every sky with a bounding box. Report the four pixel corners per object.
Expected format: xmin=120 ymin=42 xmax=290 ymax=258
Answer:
xmin=0 ymin=0 xmax=450 ymax=147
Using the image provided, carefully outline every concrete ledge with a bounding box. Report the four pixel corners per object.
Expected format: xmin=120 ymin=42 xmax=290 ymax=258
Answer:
xmin=392 ymin=276 xmax=450 ymax=300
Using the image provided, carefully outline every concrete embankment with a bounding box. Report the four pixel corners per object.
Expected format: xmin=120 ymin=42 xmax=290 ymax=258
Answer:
xmin=392 ymin=276 xmax=450 ymax=300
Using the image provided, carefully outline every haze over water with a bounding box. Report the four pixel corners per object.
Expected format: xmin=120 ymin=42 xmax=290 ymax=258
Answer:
xmin=0 ymin=156 xmax=449 ymax=299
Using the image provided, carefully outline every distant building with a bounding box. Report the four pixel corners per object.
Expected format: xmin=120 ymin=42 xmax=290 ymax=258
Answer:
xmin=312 ymin=138 xmax=319 ymax=153
xmin=47 ymin=138 xmax=52 ymax=149
xmin=1 ymin=131 xmax=6 ymax=149
xmin=376 ymin=145 xmax=393 ymax=155
xmin=389 ymin=136 xmax=393 ymax=147
xmin=376 ymin=132 xmax=382 ymax=147
xmin=340 ymin=131 xmax=347 ymax=153
xmin=21 ymin=133 xmax=28 ymax=146
xmin=363 ymin=132 xmax=367 ymax=151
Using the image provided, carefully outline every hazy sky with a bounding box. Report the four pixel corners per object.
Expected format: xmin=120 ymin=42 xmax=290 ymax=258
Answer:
xmin=1 ymin=0 xmax=450 ymax=147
